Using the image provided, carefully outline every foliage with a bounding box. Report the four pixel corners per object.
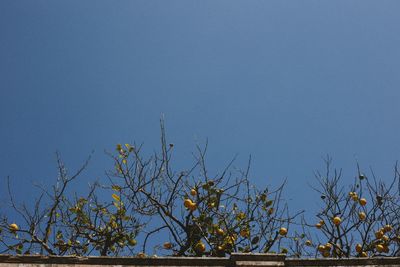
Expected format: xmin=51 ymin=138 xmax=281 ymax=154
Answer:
xmin=291 ymin=156 xmax=400 ymax=258
xmin=0 ymin=153 xmax=140 ymax=256
xmin=106 ymin=121 xmax=296 ymax=256
xmin=1 ymin=123 xmax=399 ymax=258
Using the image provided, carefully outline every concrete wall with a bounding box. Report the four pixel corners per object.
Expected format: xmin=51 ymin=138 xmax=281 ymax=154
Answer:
xmin=0 ymin=253 xmax=399 ymax=267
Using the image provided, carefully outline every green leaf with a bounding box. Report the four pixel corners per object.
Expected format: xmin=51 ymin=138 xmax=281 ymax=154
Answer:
xmin=112 ymin=185 xmax=121 ymax=192
xmin=112 ymin=194 xmax=120 ymax=202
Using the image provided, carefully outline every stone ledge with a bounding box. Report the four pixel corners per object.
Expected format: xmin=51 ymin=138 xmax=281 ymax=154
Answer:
xmin=231 ymin=253 xmax=286 ymax=262
xmin=286 ymin=257 xmax=400 ymax=266
xmin=0 ymin=255 xmax=230 ymax=266
xmin=0 ymin=254 xmax=399 ymax=267
xmin=231 ymin=253 xmax=286 ymax=267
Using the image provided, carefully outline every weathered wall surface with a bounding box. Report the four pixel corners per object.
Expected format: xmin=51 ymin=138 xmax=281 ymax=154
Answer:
xmin=0 ymin=253 xmax=399 ymax=267
xmin=286 ymin=258 xmax=400 ymax=267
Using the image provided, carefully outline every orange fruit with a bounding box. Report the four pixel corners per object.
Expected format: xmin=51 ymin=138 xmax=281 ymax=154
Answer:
xmin=195 ymin=242 xmax=206 ymax=253
xmin=358 ymin=212 xmax=366 ymax=221
xmin=184 ymin=199 xmax=192 ymax=208
xmin=375 ymin=230 xmax=384 ymax=239
xmin=376 ymin=244 xmax=384 ymax=253
xmin=163 ymin=242 xmax=173 ymax=249
xmin=355 ymin=244 xmax=362 ymax=253
xmin=190 ymin=189 xmax=197 ymax=196
xmin=359 ymin=198 xmax=367 ymax=206
xmin=383 ymin=245 xmax=389 ymax=253
xmin=216 ymin=228 xmax=225 ymax=236
xmin=240 ymin=229 xmax=250 ymax=238
xmin=383 ymin=225 xmax=393 ymax=232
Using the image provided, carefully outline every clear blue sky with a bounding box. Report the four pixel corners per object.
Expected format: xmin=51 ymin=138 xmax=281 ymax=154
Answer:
xmin=1 ymin=1 xmax=400 ymax=215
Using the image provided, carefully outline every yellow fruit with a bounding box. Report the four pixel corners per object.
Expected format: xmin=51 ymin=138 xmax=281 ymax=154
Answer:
xmin=383 ymin=245 xmax=389 ymax=253
xmin=322 ymin=251 xmax=330 ymax=257
xmin=333 ymin=217 xmax=342 ymax=226
xmin=184 ymin=199 xmax=192 ymax=208
xmin=352 ymin=194 xmax=359 ymax=201
xmin=163 ymin=242 xmax=173 ymax=249
xmin=225 ymin=237 xmax=233 ymax=244
xmin=358 ymin=212 xmax=366 ymax=221
xmin=188 ymin=202 xmax=197 ymax=211
xmin=355 ymin=244 xmax=362 ymax=253
xmin=360 ymin=251 xmax=368 ymax=257
xmin=216 ymin=228 xmax=225 ymax=236
xmin=359 ymin=198 xmax=367 ymax=206
xmin=382 ymin=235 xmax=389 ymax=242
xmin=137 ymin=252 xmax=146 ymax=258
xmin=190 ymin=189 xmax=197 ymax=196
xmin=128 ymin=239 xmax=137 ymax=246
xmin=349 ymin=191 xmax=355 ymax=197
xmin=279 ymin=227 xmax=288 ymax=236
xmin=217 ymin=245 xmax=225 ymax=251
xmin=383 ymin=225 xmax=393 ymax=232
xmin=376 ymin=244 xmax=384 ymax=253
xmin=240 ymin=229 xmax=250 ymax=238
xmin=305 ymin=240 xmax=312 ymax=246
xmin=375 ymin=230 xmax=384 ymax=239
xmin=319 ymin=220 xmax=325 ymax=225
xmin=318 ymin=245 xmax=326 ymax=252
xmin=9 ymin=223 xmax=19 ymax=232
xmin=195 ymin=242 xmax=206 ymax=253
xmin=325 ymin=243 xmax=333 ymax=250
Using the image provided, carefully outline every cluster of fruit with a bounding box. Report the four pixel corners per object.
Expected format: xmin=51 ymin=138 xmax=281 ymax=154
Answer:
xmin=349 ymin=192 xmax=367 ymax=206
xmin=317 ymin=242 xmax=337 ymax=258
xmin=313 ymin=189 xmax=398 ymax=257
